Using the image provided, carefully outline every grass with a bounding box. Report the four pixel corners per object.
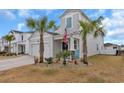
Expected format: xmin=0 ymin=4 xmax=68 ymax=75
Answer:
xmin=0 ymin=55 xmax=20 ymax=61
xmin=0 ymin=55 xmax=124 ymax=83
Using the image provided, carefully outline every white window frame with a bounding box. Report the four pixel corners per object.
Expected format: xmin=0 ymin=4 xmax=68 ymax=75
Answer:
xmin=65 ymin=16 xmax=73 ymax=29
xmin=74 ymin=39 xmax=79 ymax=50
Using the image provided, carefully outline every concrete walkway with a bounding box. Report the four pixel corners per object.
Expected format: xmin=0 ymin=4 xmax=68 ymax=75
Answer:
xmin=0 ymin=55 xmax=34 ymax=71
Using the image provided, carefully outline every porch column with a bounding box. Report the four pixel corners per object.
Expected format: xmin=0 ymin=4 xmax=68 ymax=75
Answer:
xmin=70 ymin=36 xmax=75 ymax=51
xmin=79 ymin=37 xmax=83 ymax=58
xmin=70 ymin=36 xmax=75 ymax=60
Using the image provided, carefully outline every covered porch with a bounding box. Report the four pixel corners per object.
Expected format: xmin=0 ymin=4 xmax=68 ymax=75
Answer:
xmin=54 ymin=34 xmax=82 ymax=59
xmin=14 ymin=42 xmax=26 ymax=55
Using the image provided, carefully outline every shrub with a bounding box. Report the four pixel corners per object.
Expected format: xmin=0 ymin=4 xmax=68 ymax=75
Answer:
xmin=62 ymin=51 xmax=72 ymax=58
xmin=0 ymin=51 xmax=6 ymax=55
xmin=45 ymin=57 xmax=53 ymax=64
xmin=55 ymin=52 xmax=63 ymax=63
xmin=10 ymin=53 xmax=17 ymax=56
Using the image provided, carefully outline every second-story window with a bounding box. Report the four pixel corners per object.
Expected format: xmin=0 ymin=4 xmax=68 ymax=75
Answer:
xmin=66 ymin=17 xmax=72 ymax=28
xmin=21 ymin=35 xmax=23 ymax=41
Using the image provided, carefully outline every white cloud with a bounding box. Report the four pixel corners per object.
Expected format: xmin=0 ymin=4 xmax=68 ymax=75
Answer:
xmin=18 ymin=9 xmax=30 ymax=17
xmin=103 ymin=10 xmax=124 ymax=44
xmin=17 ymin=23 xmax=25 ymax=31
xmin=0 ymin=9 xmax=16 ymax=19
xmin=107 ymin=28 xmax=124 ymax=38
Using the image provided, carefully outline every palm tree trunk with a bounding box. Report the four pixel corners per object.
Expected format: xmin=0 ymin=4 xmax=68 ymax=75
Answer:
xmin=39 ymin=31 xmax=44 ymax=63
xmin=9 ymin=41 xmax=11 ymax=54
xmin=82 ymin=38 xmax=88 ymax=65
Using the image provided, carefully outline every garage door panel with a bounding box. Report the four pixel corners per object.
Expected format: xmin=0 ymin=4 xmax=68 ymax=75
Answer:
xmin=31 ymin=42 xmax=51 ymax=58
xmin=31 ymin=44 xmax=39 ymax=56
xmin=44 ymin=43 xmax=51 ymax=58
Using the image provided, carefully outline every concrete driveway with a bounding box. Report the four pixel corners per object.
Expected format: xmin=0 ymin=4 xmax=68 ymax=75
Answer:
xmin=0 ymin=55 xmax=34 ymax=71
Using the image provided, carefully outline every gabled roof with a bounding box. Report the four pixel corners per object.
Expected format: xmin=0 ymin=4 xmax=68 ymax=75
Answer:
xmin=10 ymin=30 xmax=34 ymax=34
xmin=104 ymin=43 xmax=119 ymax=47
xmin=60 ymin=9 xmax=91 ymax=22
xmin=46 ymin=31 xmax=60 ymax=35
xmin=121 ymin=45 xmax=124 ymax=47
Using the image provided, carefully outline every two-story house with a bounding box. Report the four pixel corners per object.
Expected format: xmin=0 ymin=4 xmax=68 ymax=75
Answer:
xmin=0 ymin=30 xmax=33 ymax=54
xmin=28 ymin=9 xmax=104 ymax=58
xmin=0 ymin=36 xmax=10 ymax=52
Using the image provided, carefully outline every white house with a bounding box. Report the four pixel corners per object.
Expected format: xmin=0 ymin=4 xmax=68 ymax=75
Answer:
xmin=0 ymin=39 xmax=3 ymax=52
xmin=0 ymin=9 xmax=105 ymax=58
xmin=0 ymin=36 xmax=10 ymax=52
xmin=120 ymin=45 xmax=124 ymax=51
xmin=0 ymin=30 xmax=33 ymax=54
xmin=28 ymin=9 xmax=105 ymax=58
xmin=104 ymin=43 xmax=120 ymax=55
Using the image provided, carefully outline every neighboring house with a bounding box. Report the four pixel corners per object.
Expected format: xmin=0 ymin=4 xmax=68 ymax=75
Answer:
xmin=0 ymin=30 xmax=33 ymax=54
xmin=0 ymin=36 xmax=9 ymax=52
xmin=0 ymin=39 xmax=2 ymax=52
xmin=104 ymin=43 xmax=120 ymax=55
xmin=120 ymin=45 xmax=124 ymax=51
xmin=28 ymin=9 xmax=105 ymax=58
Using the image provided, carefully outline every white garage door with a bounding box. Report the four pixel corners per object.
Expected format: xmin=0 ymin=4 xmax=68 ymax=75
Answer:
xmin=31 ymin=42 xmax=51 ymax=58
xmin=31 ymin=44 xmax=39 ymax=56
xmin=44 ymin=42 xmax=51 ymax=58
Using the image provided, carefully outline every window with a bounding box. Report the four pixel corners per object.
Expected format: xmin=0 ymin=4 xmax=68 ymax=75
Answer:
xmin=113 ymin=46 xmax=117 ymax=49
xmin=74 ymin=39 xmax=77 ymax=50
xmin=21 ymin=35 xmax=23 ymax=41
xmin=66 ymin=17 xmax=72 ymax=28
xmin=97 ymin=44 xmax=99 ymax=51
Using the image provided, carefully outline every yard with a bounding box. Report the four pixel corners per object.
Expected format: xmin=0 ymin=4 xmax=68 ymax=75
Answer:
xmin=0 ymin=55 xmax=20 ymax=61
xmin=0 ymin=55 xmax=124 ymax=83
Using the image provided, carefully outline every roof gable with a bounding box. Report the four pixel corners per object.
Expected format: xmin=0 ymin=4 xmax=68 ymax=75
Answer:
xmin=60 ymin=9 xmax=91 ymax=22
xmin=10 ymin=30 xmax=34 ymax=34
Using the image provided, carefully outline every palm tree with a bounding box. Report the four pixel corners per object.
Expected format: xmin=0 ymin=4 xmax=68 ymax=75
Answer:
xmin=26 ymin=16 xmax=56 ymax=63
xmin=79 ymin=16 xmax=105 ymax=65
xmin=5 ymin=35 xmax=15 ymax=53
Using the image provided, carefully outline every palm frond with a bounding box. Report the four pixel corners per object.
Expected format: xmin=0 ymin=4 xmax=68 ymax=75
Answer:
xmin=48 ymin=20 xmax=56 ymax=31
xmin=26 ymin=17 xmax=36 ymax=30
xmin=79 ymin=21 xmax=93 ymax=39
xmin=93 ymin=16 xmax=105 ymax=38
xmin=39 ymin=16 xmax=48 ymax=31
xmin=5 ymin=35 xmax=14 ymax=42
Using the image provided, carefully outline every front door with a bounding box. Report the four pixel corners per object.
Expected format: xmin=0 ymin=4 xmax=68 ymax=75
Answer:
xmin=19 ymin=44 xmax=25 ymax=54
xmin=74 ymin=39 xmax=80 ymax=59
xmin=21 ymin=45 xmax=25 ymax=54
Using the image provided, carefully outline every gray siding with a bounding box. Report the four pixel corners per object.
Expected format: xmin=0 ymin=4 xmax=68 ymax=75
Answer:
xmin=73 ymin=13 xmax=79 ymax=32
xmin=60 ymin=13 xmax=80 ymax=34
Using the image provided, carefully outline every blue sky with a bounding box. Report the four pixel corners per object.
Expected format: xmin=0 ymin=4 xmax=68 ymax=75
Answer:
xmin=0 ymin=9 xmax=124 ymax=45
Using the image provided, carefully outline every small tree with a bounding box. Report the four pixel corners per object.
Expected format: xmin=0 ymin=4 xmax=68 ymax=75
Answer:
xmin=62 ymin=51 xmax=72 ymax=65
xmin=56 ymin=52 xmax=63 ymax=63
xmin=5 ymin=35 xmax=14 ymax=53
xmin=26 ymin=16 xmax=56 ymax=63
xmin=79 ymin=16 xmax=105 ymax=65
